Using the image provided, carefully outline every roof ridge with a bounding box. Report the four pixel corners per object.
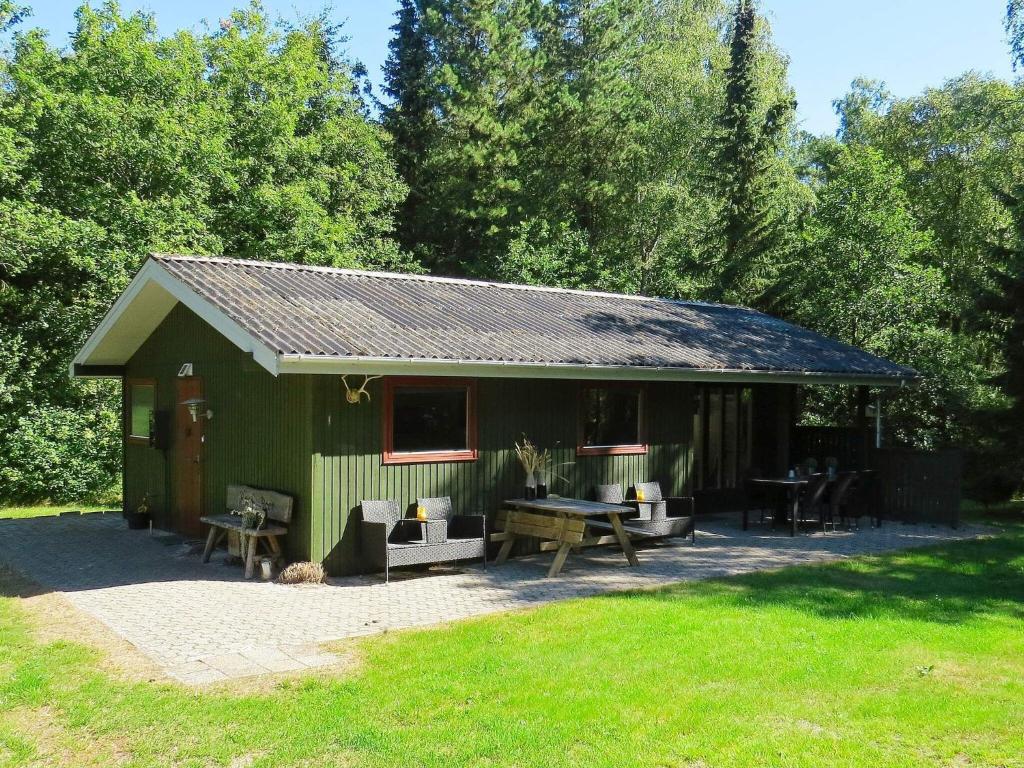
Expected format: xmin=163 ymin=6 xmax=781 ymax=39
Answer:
xmin=149 ymin=253 xmax=751 ymax=313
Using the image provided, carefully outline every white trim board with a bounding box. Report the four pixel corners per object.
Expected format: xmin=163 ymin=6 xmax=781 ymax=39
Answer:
xmin=276 ymin=354 xmax=913 ymax=388
xmin=71 ymin=259 xmax=279 ymax=377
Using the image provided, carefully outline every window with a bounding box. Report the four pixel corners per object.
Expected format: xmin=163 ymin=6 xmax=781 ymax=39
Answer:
xmin=383 ymin=378 xmax=477 ymax=464
xmin=692 ymin=385 xmax=753 ymax=490
xmin=577 ymin=385 xmax=646 ymax=456
xmin=127 ymin=380 xmax=156 ymax=444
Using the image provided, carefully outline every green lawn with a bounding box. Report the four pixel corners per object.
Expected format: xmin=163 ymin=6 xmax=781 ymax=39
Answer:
xmin=0 ymin=504 xmax=118 ymax=520
xmin=1 ymin=527 xmax=1022 ymax=767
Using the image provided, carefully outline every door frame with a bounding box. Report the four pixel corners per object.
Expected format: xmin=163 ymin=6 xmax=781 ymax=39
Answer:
xmin=174 ymin=376 xmax=205 ymax=537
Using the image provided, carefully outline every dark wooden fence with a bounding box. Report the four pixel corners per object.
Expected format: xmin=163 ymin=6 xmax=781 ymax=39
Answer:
xmin=868 ymin=447 xmax=962 ymax=527
xmin=790 ymin=427 xmax=962 ymax=527
xmin=790 ymin=425 xmax=865 ymax=469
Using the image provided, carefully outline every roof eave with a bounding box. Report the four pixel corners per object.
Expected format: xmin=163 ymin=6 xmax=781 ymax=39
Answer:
xmin=71 ymin=257 xmax=281 ymax=378
xmin=275 ymin=354 xmax=917 ymax=387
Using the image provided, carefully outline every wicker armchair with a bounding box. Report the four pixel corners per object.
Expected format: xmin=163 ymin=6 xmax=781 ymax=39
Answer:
xmin=360 ymin=497 xmax=486 ymax=583
xmin=628 ymin=481 xmax=697 ymax=541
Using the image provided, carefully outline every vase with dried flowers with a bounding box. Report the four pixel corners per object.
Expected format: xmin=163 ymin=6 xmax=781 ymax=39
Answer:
xmin=514 ymin=436 xmax=572 ymax=500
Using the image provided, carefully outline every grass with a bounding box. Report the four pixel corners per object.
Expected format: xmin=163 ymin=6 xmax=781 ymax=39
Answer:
xmin=0 ymin=503 xmax=118 ymax=520
xmin=0 ymin=525 xmax=1022 ymax=767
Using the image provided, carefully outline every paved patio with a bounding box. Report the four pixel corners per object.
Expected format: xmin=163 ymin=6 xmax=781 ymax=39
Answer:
xmin=0 ymin=512 xmax=984 ymax=685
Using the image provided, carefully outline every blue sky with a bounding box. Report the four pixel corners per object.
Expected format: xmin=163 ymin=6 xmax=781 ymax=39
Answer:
xmin=24 ymin=1 xmax=1017 ymax=136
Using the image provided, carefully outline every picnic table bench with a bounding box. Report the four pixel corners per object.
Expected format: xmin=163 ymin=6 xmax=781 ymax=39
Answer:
xmin=201 ymin=484 xmax=293 ymax=579
xmin=495 ymin=497 xmax=642 ymax=577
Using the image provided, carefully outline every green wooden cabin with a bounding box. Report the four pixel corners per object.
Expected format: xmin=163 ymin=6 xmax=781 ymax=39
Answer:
xmin=73 ymin=255 xmax=916 ymax=575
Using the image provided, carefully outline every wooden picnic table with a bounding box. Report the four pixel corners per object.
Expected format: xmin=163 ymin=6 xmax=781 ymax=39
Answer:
xmin=747 ymin=475 xmax=837 ymax=537
xmin=496 ymin=497 xmax=641 ymax=577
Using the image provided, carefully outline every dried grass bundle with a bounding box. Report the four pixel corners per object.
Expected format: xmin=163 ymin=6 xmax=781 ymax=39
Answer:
xmin=277 ymin=561 xmax=326 ymax=585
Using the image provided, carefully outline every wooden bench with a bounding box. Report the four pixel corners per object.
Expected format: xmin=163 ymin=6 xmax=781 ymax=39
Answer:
xmin=201 ymin=484 xmax=293 ymax=579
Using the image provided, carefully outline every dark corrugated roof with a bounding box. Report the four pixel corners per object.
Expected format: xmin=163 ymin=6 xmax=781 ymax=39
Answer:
xmin=151 ymin=254 xmax=916 ymax=380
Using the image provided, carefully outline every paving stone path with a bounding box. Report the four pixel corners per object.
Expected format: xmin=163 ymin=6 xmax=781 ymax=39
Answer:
xmin=0 ymin=512 xmax=984 ymax=684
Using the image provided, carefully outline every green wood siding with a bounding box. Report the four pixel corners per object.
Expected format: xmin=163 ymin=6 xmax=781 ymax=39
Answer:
xmin=120 ymin=304 xmax=727 ymax=576
xmin=123 ymin=304 xmax=313 ymax=562
xmin=311 ymin=377 xmax=695 ymax=574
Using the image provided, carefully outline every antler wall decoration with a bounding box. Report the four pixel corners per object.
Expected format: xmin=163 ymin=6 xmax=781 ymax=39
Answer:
xmin=341 ymin=374 xmax=382 ymax=404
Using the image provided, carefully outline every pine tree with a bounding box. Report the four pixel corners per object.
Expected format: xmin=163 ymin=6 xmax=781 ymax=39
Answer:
xmin=971 ymin=187 xmax=1024 ymax=499
xmin=381 ymin=0 xmax=434 ymax=259
xmin=712 ymin=0 xmax=797 ymax=304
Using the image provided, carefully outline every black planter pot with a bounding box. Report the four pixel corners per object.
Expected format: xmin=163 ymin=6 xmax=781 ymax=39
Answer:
xmin=536 ymin=483 xmax=548 ymax=499
xmin=524 ymin=485 xmax=537 ymax=501
xmin=125 ymin=511 xmax=150 ymax=530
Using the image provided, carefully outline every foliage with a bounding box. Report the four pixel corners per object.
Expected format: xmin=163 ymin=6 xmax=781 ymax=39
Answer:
xmin=1 ymin=0 xmax=1023 ymax=498
xmin=383 ymin=0 xmax=739 ymax=297
xmin=786 ymin=141 xmax=981 ymax=446
xmin=0 ymin=1 xmax=413 ymax=501
xmin=0 ymin=401 xmax=120 ymax=503
xmin=1008 ymin=0 xmax=1024 ymax=70
xmin=970 ymin=186 xmax=1024 ymax=497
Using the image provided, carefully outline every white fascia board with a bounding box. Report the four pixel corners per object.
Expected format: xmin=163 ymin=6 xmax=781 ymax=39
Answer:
xmin=71 ymin=259 xmax=280 ymax=377
xmin=275 ymin=354 xmax=913 ymax=388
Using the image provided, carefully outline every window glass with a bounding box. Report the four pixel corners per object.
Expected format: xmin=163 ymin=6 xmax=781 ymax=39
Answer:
xmin=740 ymin=388 xmax=753 ymax=477
xmin=392 ymin=386 xmax=469 ymax=453
xmin=692 ymin=389 xmax=704 ymax=491
xmin=724 ymin=388 xmax=739 ymax=487
xmin=697 ymin=385 xmax=754 ymax=490
xmin=129 ymin=383 xmax=155 ymax=440
xmin=581 ymin=387 xmax=642 ymax=447
xmin=707 ymin=388 xmax=722 ymax=487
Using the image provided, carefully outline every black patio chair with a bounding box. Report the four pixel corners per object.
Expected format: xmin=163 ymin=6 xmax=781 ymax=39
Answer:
xmin=850 ymin=470 xmax=882 ymax=527
xmin=742 ymin=466 xmax=774 ymax=529
xmin=796 ymin=474 xmax=831 ymax=533
xmin=827 ymin=471 xmax=860 ymax=530
xmin=360 ymin=497 xmax=486 ymax=584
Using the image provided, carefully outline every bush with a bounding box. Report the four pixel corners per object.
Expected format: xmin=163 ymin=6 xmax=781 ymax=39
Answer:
xmin=0 ymin=405 xmax=121 ymax=503
xmin=963 ymin=448 xmax=1021 ymax=509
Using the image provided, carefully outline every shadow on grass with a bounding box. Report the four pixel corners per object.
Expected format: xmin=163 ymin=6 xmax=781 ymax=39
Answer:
xmin=618 ymin=529 xmax=1024 ymax=626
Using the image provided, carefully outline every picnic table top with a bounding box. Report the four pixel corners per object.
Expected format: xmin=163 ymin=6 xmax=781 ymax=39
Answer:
xmin=504 ymin=497 xmax=628 ymax=517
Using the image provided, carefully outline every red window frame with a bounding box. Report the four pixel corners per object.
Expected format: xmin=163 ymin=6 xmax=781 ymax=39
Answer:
xmin=576 ymin=383 xmax=647 ymax=456
xmin=382 ymin=377 xmax=478 ymax=465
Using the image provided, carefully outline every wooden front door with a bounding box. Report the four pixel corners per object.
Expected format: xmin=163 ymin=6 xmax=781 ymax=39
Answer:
xmin=174 ymin=377 xmax=204 ymax=537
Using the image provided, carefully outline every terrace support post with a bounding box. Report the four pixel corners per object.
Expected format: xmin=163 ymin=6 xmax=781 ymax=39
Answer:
xmin=855 ymin=385 xmax=870 ymax=469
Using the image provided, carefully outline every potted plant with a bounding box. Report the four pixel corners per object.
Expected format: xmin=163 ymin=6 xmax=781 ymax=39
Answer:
xmin=125 ymin=495 xmax=151 ymax=530
xmin=231 ymin=492 xmax=267 ymax=561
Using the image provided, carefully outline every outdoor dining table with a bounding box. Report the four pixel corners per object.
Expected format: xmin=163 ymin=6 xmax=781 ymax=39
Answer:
xmin=747 ymin=475 xmax=835 ymax=537
xmin=496 ymin=497 xmax=640 ymax=577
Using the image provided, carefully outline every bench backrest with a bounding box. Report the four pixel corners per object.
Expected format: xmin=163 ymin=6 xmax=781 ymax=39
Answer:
xmin=416 ymin=496 xmax=453 ymax=520
xmin=226 ymin=484 xmax=294 ymax=525
xmin=595 ymin=484 xmax=624 ymax=504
